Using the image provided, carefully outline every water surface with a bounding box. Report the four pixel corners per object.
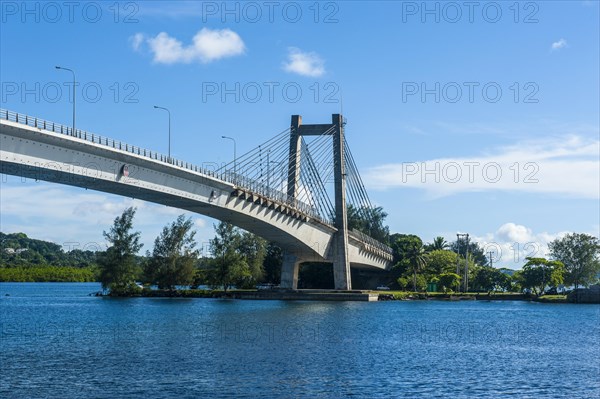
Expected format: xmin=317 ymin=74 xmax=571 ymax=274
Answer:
xmin=1 ymin=283 xmax=598 ymax=398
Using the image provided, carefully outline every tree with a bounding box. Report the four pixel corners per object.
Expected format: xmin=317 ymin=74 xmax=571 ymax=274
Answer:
xmin=347 ymin=204 xmax=390 ymax=244
xmin=549 ymin=233 xmax=600 ymax=290
xmin=494 ymin=268 xmax=517 ymax=291
xmin=98 ymin=207 xmax=143 ymax=294
xmin=206 ymin=222 xmax=249 ymax=292
xmin=406 ymin=241 xmax=427 ymax=292
xmin=391 ymin=234 xmax=428 ymax=290
xmin=396 ymin=272 xmax=426 ymax=292
xmin=520 ymin=257 xmax=565 ymax=296
xmin=391 ymin=234 xmax=421 ymax=268
xmin=396 ymin=276 xmax=410 ymax=291
xmin=425 ymin=250 xmax=458 ymax=276
xmin=425 ymin=236 xmax=449 ymax=252
xmin=471 ymin=266 xmax=511 ymax=292
xmin=237 ymin=232 xmax=267 ymax=288
xmin=511 ymin=270 xmax=525 ymax=293
xmin=438 ymin=273 xmax=461 ymax=292
xmin=146 ymin=215 xmax=199 ymax=290
xmin=451 ymin=238 xmax=488 ymax=267
xmin=497 ymin=272 xmax=513 ymax=292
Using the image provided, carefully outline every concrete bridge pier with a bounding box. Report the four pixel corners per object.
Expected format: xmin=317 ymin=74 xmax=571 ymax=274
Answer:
xmin=280 ymin=252 xmax=301 ymax=289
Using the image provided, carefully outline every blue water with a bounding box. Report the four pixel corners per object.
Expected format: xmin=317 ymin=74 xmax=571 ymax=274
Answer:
xmin=1 ymin=283 xmax=599 ymax=398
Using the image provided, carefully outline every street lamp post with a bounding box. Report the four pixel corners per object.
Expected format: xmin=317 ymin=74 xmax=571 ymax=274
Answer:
xmin=464 ymin=234 xmax=469 ymax=292
xmin=488 ymin=251 xmax=494 ymax=268
xmin=457 ymin=233 xmax=470 ymax=292
xmin=153 ymin=106 xmax=171 ymax=161
xmin=267 ymin=149 xmax=271 ymax=191
xmin=55 ymin=66 xmax=76 ymax=135
xmin=266 ymin=150 xmax=278 ymax=194
xmin=221 ymin=136 xmax=237 ymax=176
xmin=456 ymin=233 xmax=461 ymax=277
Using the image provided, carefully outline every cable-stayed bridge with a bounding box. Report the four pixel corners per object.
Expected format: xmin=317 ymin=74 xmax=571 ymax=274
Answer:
xmin=0 ymin=109 xmax=393 ymax=290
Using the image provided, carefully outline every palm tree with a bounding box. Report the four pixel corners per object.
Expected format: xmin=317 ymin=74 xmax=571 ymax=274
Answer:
xmin=406 ymin=243 xmax=427 ymax=291
xmin=426 ymin=236 xmax=449 ymax=252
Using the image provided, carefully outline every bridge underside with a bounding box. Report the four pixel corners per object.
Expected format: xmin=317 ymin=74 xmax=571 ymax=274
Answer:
xmin=1 ymin=159 xmax=331 ymax=262
xmin=1 ymin=120 xmax=392 ymax=287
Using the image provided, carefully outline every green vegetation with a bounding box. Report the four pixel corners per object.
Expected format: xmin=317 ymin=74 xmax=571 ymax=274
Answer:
xmin=347 ymin=204 xmax=390 ymax=243
xmin=384 ymin=228 xmax=599 ymax=299
xmin=536 ymin=295 xmax=568 ymax=303
xmin=549 ymin=233 xmax=600 ymax=291
xmin=471 ymin=266 xmax=512 ymax=292
xmin=0 ymin=266 xmax=97 ymax=282
xmin=97 ymin=207 xmax=143 ymax=295
xmin=144 ymin=215 xmax=198 ymax=290
xmin=0 ymin=232 xmax=100 ymax=282
xmin=2 ymin=203 xmax=599 ymax=301
xmin=450 ymin=237 xmax=489 ymax=267
xmin=516 ymin=257 xmax=565 ymax=296
xmin=0 ymin=232 xmax=99 ymax=268
xmin=199 ymin=222 xmax=266 ymax=292
xmin=438 ymin=273 xmax=461 ymax=292
xmin=238 ymin=230 xmax=267 ymax=284
xmin=388 ymin=291 xmax=412 ymax=300
xmin=425 ymin=236 xmax=450 ymax=252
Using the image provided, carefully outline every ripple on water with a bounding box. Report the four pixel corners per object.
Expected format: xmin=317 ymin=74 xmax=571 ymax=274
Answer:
xmin=1 ymin=283 xmax=599 ymax=399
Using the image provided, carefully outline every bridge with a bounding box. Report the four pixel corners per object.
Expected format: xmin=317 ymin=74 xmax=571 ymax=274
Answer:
xmin=0 ymin=109 xmax=393 ymax=290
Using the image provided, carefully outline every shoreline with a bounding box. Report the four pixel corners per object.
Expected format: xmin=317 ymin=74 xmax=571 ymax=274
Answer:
xmin=96 ymin=289 xmax=576 ymax=303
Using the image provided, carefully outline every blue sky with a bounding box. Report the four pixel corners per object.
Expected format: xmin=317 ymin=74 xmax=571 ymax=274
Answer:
xmin=1 ymin=1 xmax=598 ymax=268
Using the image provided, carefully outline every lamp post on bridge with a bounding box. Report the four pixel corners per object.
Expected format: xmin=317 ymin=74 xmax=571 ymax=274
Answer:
xmin=55 ymin=66 xmax=76 ymax=136
xmin=267 ymin=149 xmax=271 ymax=191
xmin=266 ymin=149 xmax=278 ymax=193
xmin=221 ymin=135 xmax=237 ymax=177
xmin=153 ymin=105 xmax=171 ymax=162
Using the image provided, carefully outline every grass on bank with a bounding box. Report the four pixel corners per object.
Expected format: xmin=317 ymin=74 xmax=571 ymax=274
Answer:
xmin=370 ymin=290 xmax=529 ymax=300
xmin=534 ymin=295 xmax=568 ymax=303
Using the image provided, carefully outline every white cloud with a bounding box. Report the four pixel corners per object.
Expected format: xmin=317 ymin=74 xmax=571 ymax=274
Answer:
xmin=496 ymin=222 xmax=533 ymax=243
xmin=141 ymin=28 xmax=246 ymax=64
xmin=283 ymin=47 xmax=325 ymax=77
xmin=470 ymin=223 xmax=574 ymax=269
xmin=435 ymin=223 xmax=589 ymax=269
xmin=129 ymin=33 xmax=145 ymax=51
xmin=365 ymin=135 xmax=600 ymax=199
xmin=0 ymin=182 xmax=214 ymax=253
xmin=551 ymin=38 xmax=568 ymax=51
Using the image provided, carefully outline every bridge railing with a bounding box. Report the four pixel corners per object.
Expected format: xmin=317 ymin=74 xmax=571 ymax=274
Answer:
xmin=349 ymin=229 xmax=394 ymax=256
xmin=0 ymin=109 xmax=209 ymax=170
xmin=0 ymin=108 xmax=322 ymax=221
xmin=219 ymin=170 xmax=320 ymax=218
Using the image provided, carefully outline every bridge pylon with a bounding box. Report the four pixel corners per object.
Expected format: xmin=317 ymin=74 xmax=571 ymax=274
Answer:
xmin=280 ymin=114 xmax=351 ymax=290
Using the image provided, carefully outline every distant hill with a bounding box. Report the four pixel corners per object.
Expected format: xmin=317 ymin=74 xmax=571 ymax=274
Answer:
xmin=0 ymin=232 xmax=99 ymax=268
